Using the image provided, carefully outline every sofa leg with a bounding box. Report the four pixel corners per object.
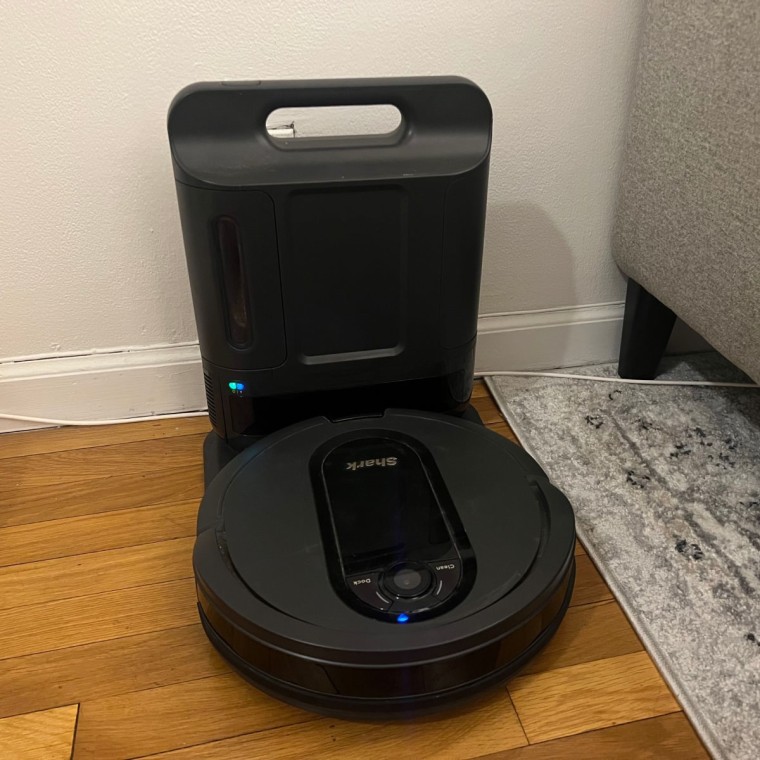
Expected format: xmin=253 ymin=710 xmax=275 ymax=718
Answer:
xmin=618 ymin=278 xmax=676 ymax=379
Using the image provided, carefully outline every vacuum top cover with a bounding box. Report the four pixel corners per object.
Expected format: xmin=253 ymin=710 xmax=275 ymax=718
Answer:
xmin=195 ymin=409 xmax=575 ymax=662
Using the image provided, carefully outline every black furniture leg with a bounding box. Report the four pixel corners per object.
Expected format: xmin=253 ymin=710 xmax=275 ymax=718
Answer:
xmin=618 ymin=278 xmax=677 ymax=379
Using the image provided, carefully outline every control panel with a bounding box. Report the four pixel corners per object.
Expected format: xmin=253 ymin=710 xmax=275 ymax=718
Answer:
xmin=346 ymin=559 xmax=463 ymax=615
xmin=312 ymin=432 xmax=475 ymax=622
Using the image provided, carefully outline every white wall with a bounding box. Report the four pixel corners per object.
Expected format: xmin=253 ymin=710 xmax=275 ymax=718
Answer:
xmin=1 ymin=0 xmax=643 ymax=363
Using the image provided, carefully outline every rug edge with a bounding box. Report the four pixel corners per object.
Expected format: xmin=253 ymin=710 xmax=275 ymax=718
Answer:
xmin=483 ymin=375 xmax=724 ymax=760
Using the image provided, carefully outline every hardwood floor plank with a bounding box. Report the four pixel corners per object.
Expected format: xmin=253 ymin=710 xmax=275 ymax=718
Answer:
xmin=0 ymin=417 xmax=210 ymax=461
xmin=0 ymin=466 xmax=203 ymax=528
xmin=0 ymin=434 xmax=206 ymax=488
xmin=0 ymin=704 xmax=78 ymax=760
xmin=72 ymin=673 xmax=314 ymax=760
xmin=508 ymin=651 xmax=679 ymax=743
xmin=574 ymin=539 xmax=586 ymax=556
xmin=520 ymin=600 xmax=642 ymax=675
xmin=475 ymin=712 xmax=709 ymax=760
xmin=470 ymin=396 xmax=504 ymax=425
xmin=0 ymin=577 xmax=197 ymax=661
xmin=0 ymin=537 xmax=194 ymax=609
xmin=0 ymin=459 xmax=203 ymax=528
xmin=569 ymin=554 xmax=612 ymax=607
xmin=0 ymin=624 xmax=226 ymax=719
xmin=134 ymin=691 xmax=527 ymax=760
xmin=0 ymin=500 xmax=198 ymax=566
xmin=471 ymin=380 xmax=489 ymax=399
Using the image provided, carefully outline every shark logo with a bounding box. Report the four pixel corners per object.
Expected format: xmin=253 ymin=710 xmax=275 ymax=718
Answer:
xmin=345 ymin=457 xmax=398 ymax=471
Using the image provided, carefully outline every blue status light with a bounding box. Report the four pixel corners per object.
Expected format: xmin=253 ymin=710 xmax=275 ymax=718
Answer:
xmin=396 ymin=613 xmax=409 ymax=624
xmin=228 ymin=382 xmax=245 ymax=391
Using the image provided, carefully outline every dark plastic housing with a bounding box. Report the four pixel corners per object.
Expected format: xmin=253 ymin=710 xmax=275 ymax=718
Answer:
xmin=168 ymin=77 xmax=492 ymax=448
xmin=193 ymin=410 xmax=576 ymax=717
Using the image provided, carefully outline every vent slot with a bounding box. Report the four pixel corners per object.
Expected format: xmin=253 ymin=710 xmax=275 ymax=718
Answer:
xmin=203 ymin=373 xmax=219 ymax=428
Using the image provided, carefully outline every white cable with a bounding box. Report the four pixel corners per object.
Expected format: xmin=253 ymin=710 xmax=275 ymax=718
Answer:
xmin=475 ymin=370 xmax=759 ymax=389
xmin=0 ymin=410 xmax=209 ymax=427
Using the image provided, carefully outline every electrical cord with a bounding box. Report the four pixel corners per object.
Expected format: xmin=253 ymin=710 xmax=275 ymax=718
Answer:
xmin=474 ymin=370 xmax=759 ymax=388
xmin=0 ymin=411 xmax=209 ymax=427
xmin=0 ymin=370 xmax=756 ymax=428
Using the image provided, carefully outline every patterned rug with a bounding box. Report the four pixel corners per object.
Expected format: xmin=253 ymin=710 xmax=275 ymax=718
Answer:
xmin=486 ymin=354 xmax=760 ymax=760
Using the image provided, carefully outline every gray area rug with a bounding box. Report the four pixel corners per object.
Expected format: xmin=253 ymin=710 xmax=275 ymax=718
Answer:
xmin=486 ymin=354 xmax=760 ymax=760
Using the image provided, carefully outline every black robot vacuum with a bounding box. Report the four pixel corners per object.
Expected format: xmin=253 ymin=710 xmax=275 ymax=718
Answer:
xmin=168 ymin=76 xmax=575 ymax=718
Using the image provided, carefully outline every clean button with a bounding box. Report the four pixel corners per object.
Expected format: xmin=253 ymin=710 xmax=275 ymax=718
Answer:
xmin=429 ymin=559 xmax=462 ymax=598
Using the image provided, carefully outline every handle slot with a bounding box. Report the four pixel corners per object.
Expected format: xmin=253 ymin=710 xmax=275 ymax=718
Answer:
xmin=267 ymin=104 xmax=402 ymax=139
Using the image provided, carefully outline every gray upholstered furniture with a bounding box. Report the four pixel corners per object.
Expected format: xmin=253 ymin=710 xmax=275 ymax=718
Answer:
xmin=613 ymin=0 xmax=759 ymax=383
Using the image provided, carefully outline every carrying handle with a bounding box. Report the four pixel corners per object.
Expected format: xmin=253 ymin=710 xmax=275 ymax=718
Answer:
xmin=170 ymin=76 xmax=491 ymax=149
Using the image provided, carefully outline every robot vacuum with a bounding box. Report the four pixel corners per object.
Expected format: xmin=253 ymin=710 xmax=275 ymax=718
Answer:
xmin=168 ymin=76 xmax=575 ymax=717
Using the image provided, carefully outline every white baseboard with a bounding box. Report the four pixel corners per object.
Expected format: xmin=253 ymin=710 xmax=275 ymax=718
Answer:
xmin=474 ymin=302 xmax=625 ymax=373
xmin=0 ymin=301 xmax=641 ymax=433
xmin=0 ymin=344 xmax=206 ymax=434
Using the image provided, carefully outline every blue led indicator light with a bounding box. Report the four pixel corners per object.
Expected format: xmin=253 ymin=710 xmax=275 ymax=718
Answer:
xmin=397 ymin=613 xmax=409 ymax=623
xmin=235 ymin=383 xmax=244 ymax=391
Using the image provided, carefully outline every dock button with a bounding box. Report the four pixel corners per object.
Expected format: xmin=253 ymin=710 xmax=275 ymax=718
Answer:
xmin=429 ymin=559 xmax=462 ymax=599
xmin=346 ymin=573 xmax=392 ymax=611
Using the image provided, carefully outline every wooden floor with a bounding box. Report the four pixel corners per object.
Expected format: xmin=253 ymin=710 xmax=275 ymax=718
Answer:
xmin=0 ymin=382 xmax=710 ymax=759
